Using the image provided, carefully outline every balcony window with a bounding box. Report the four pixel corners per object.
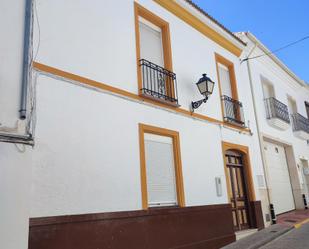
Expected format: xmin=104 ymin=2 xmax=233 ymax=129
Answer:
xmin=265 ymin=97 xmax=290 ymax=130
xmin=134 ymin=3 xmax=177 ymax=106
xmin=222 ymin=95 xmax=245 ymax=126
xmin=140 ymin=59 xmax=178 ymax=105
xmin=291 ymin=113 xmax=309 ymax=140
xmin=215 ymin=53 xmax=245 ymax=127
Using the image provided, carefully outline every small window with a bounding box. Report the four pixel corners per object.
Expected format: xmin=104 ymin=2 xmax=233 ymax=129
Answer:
xmin=144 ymin=133 xmax=177 ymax=207
xmin=139 ymin=124 xmax=185 ymax=209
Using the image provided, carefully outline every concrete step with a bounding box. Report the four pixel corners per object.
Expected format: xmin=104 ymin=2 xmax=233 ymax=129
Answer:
xmin=236 ymin=229 xmax=258 ymax=240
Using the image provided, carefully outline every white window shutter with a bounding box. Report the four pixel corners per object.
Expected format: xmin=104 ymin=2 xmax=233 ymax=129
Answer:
xmin=139 ymin=18 xmax=164 ymax=67
xmin=218 ymin=63 xmax=232 ymax=97
xmin=144 ymin=133 xmax=177 ymax=207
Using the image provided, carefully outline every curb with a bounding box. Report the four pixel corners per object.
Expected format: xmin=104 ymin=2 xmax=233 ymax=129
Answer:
xmin=221 ymin=225 xmax=293 ymax=249
xmin=249 ymin=227 xmax=293 ymax=249
xmin=294 ymin=217 xmax=309 ymax=229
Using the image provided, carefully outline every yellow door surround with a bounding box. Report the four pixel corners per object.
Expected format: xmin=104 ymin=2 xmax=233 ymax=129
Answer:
xmin=221 ymin=141 xmax=256 ymax=202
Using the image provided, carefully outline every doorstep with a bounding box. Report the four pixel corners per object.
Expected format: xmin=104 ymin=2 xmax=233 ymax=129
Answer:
xmin=235 ymin=229 xmax=258 ymax=240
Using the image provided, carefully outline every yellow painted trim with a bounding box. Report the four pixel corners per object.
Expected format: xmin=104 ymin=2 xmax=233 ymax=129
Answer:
xmin=294 ymin=218 xmax=309 ymax=229
xmin=33 ymin=61 xmax=250 ymax=133
xmin=139 ymin=123 xmax=185 ymax=209
xmin=153 ymin=0 xmax=243 ymax=57
xmin=222 ymin=141 xmax=256 ymax=202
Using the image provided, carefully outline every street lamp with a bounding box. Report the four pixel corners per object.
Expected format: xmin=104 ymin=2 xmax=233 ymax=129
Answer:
xmin=191 ymin=73 xmax=215 ymax=111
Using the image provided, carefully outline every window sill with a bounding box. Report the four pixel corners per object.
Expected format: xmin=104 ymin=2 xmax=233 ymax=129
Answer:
xmin=224 ymin=119 xmax=246 ymax=128
xmin=140 ymin=93 xmax=181 ymax=108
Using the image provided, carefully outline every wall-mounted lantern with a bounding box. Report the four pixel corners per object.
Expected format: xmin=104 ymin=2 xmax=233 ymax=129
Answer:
xmin=191 ymin=73 xmax=215 ymax=111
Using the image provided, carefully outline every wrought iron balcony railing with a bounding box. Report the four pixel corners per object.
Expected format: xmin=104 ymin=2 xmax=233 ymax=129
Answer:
xmin=222 ymin=95 xmax=245 ymax=126
xmin=291 ymin=113 xmax=309 ymax=134
xmin=139 ymin=59 xmax=178 ymax=105
xmin=264 ymin=97 xmax=290 ymax=124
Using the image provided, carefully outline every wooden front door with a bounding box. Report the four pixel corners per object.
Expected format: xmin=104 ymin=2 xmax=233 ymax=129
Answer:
xmin=225 ymin=150 xmax=250 ymax=231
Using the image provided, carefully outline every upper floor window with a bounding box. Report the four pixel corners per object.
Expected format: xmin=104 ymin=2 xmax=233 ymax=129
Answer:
xmin=139 ymin=17 xmax=164 ymax=68
xmin=134 ymin=3 xmax=178 ymax=106
xmin=290 ymin=99 xmax=309 ymax=139
xmin=261 ymin=77 xmax=290 ymax=129
xmin=261 ymin=80 xmax=275 ymax=99
xmin=215 ymin=53 xmax=245 ymax=127
xmin=218 ymin=63 xmax=234 ymax=98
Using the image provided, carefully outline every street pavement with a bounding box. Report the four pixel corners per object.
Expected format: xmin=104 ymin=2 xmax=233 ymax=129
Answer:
xmin=221 ymin=225 xmax=292 ymax=249
xmin=261 ymin=222 xmax=309 ymax=249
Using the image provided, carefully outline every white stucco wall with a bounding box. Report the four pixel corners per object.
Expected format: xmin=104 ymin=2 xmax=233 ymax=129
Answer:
xmin=30 ymin=74 xmax=227 ymax=217
xmin=0 ymin=1 xmax=33 ymax=249
xmin=0 ymin=0 xmax=25 ymax=127
xmin=0 ymin=1 xmax=269 ymax=249
xmin=28 ymin=0 xmax=264 ymax=217
xmin=0 ymin=144 xmax=32 ymax=249
xmin=33 ymin=0 xmax=246 ymax=121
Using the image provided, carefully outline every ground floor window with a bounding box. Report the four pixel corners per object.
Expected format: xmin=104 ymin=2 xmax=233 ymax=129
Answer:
xmin=139 ymin=124 xmax=185 ymax=209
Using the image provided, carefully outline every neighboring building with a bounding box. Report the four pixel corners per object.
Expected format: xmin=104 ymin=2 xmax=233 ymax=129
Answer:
xmin=0 ymin=1 xmax=33 ymax=249
xmin=0 ymin=1 xmax=269 ymax=249
xmin=238 ymin=32 xmax=309 ymax=226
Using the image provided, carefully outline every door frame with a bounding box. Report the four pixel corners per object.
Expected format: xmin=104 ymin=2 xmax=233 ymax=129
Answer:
xmin=222 ymin=141 xmax=256 ymax=229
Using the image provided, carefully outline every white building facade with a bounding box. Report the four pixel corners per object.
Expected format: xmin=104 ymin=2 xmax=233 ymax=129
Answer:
xmin=239 ymin=32 xmax=309 ymax=226
xmin=3 ymin=1 xmax=309 ymax=249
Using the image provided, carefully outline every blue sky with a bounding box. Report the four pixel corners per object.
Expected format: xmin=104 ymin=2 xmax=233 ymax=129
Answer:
xmin=193 ymin=0 xmax=309 ymax=83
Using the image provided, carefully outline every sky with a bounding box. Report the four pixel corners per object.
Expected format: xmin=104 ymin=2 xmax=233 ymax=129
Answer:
xmin=193 ymin=0 xmax=309 ymax=83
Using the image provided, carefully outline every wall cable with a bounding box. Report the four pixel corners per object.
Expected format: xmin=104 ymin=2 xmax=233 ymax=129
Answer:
xmin=241 ymin=35 xmax=309 ymax=63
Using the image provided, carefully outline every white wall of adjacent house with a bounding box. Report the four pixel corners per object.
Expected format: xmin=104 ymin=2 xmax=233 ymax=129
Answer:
xmin=240 ymin=33 xmax=309 ymax=223
xmin=0 ymin=1 xmax=267 ymax=248
xmin=0 ymin=1 xmax=32 ymax=249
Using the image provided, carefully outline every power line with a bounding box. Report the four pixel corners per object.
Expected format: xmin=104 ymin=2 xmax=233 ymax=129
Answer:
xmin=241 ymin=35 xmax=309 ymax=62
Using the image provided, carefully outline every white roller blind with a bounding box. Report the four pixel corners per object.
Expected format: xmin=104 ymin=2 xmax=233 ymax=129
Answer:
xmin=218 ymin=63 xmax=232 ymax=97
xmin=144 ymin=133 xmax=177 ymax=207
xmin=139 ymin=17 xmax=164 ymax=67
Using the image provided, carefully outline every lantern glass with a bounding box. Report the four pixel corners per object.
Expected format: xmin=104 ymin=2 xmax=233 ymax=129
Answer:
xmin=207 ymin=80 xmax=215 ymax=95
xmin=196 ymin=74 xmax=215 ymax=96
xmin=197 ymin=80 xmax=207 ymax=95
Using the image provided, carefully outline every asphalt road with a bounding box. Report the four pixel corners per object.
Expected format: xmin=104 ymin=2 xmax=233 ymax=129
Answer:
xmin=261 ymin=223 xmax=309 ymax=249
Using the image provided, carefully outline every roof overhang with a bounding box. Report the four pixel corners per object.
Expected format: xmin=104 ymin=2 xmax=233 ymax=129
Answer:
xmin=243 ymin=31 xmax=307 ymax=88
xmin=153 ymin=0 xmax=246 ymax=57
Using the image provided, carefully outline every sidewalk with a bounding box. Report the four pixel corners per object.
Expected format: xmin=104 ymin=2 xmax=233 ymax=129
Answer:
xmin=221 ymin=224 xmax=292 ymax=249
xmin=222 ymin=209 xmax=309 ymax=249
xmin=277 ymin=209 xmax=309 ymax=227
